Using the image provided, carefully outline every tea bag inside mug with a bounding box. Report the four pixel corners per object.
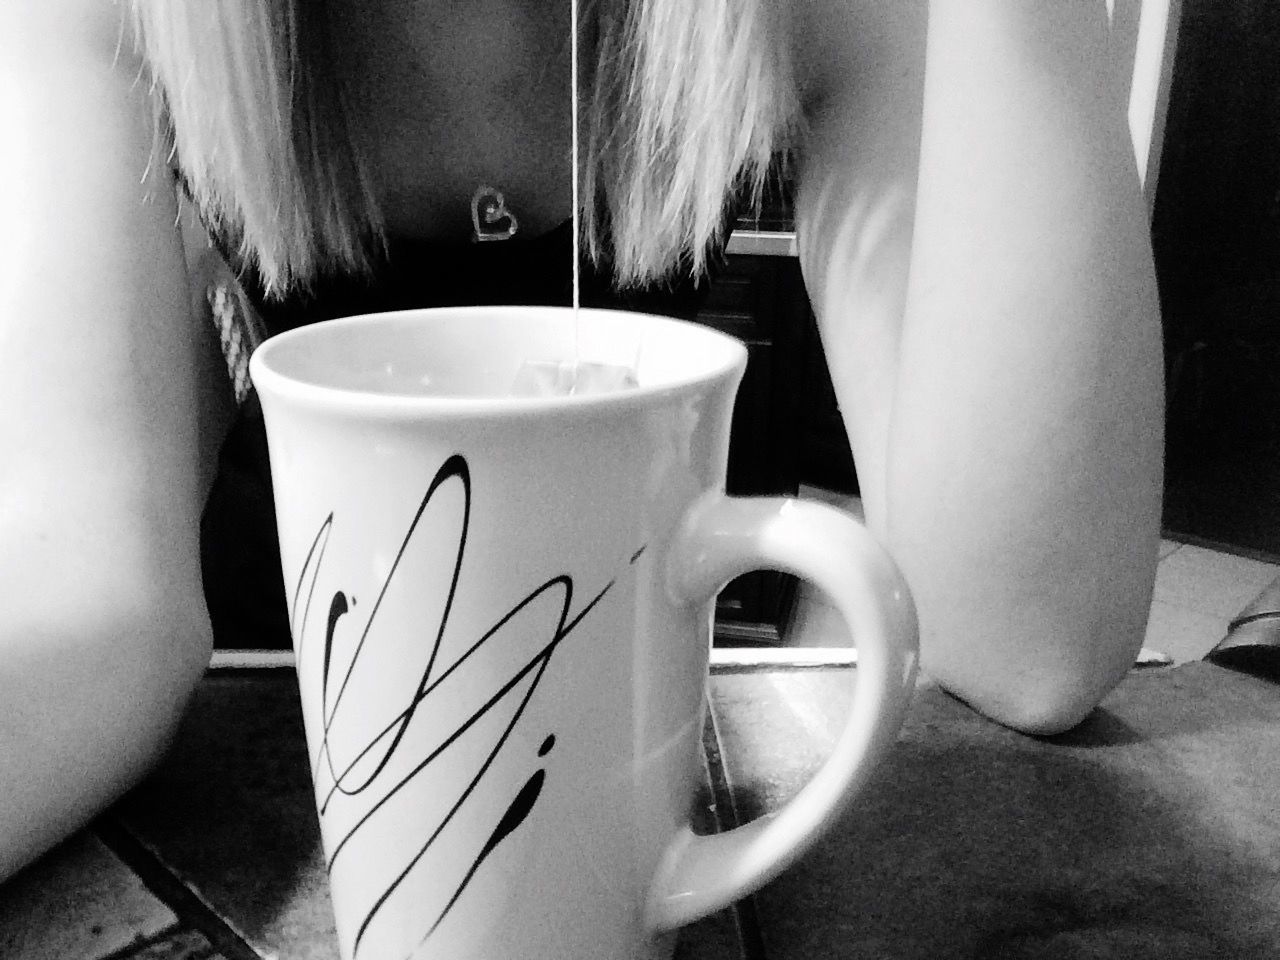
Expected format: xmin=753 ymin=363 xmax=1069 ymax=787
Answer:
xmin=511 ymin=359 xmax=639 ymax=397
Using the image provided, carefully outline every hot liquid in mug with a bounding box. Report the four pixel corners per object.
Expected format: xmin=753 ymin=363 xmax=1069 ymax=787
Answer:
xmin=250 ymin=307 xmax=918 ymax=960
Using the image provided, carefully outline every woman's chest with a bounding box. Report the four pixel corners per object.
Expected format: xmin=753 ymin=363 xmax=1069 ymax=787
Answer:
xmin=325 ymin=0 xmax=578 ymax=241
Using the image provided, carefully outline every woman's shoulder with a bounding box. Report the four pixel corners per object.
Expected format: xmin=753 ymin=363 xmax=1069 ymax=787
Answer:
xmin=785 ymin=1 xmax=1120 ymax=127
xmin=0 ymin=1 xmax=129 ymax=66
xmin=783 ymin=0 xmax=928 ymax=112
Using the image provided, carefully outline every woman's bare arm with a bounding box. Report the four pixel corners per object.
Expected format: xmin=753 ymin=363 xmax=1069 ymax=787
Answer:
xmin=793 ymin=0 xmax=1163 ymax=733
xmin=0 ymin=4 xmax=213 ymax=877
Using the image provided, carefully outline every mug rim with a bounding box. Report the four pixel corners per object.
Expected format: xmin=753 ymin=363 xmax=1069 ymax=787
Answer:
xmin=249 ymin=306 xmax=748 ymax=419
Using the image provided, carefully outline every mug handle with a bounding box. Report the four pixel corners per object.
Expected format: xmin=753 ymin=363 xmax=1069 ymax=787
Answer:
xmin=646 ymin=494 xmax=919 ymax=931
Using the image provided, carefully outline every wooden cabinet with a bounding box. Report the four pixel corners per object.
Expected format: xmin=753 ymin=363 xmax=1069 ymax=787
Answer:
xmin=1154 ymin=0 xmax=1280 ymax=558
xmin=693 ymin=246 xmax=857 ymax=642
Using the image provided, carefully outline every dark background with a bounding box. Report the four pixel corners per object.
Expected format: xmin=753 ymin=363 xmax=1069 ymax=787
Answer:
xmin=1155 ymin=0 xmax=1280 ymax=561
xmin=713 ymin=2 xmax=1280 ymax=639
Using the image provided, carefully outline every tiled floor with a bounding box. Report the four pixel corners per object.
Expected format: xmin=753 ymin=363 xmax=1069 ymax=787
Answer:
xmin=6 ymin=660 xmax=1280 ymax=960
xmin=1147 ymin=541 xmax=1280 ymax=660
xmin=0 ymin=675 xmax=746 ymax=960
xmin=4 ymin=522 xmax=1280 ymax=959
xmin=0 ymin=833 xmax=222 ymax=960
xmin=0 ymin=833 xmax=180 ymax=960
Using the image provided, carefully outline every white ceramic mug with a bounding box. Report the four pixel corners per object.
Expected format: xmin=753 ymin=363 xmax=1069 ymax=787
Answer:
xmin=250 ymin=307 xmax=918 ymax=960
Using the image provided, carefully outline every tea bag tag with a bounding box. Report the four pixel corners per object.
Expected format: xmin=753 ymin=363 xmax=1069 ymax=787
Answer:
xmin=511 ymin=360 xmax=640 ymax=397
xmin=471 ymin=186 xmax=519 ymax=242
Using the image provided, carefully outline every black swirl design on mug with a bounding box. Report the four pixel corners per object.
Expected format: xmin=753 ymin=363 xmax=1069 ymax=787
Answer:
xmin=288 ymin=455 xmax=643 ymax=957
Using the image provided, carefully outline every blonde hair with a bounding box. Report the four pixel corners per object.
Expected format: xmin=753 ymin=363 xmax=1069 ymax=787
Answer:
xmin=129 ymin=0 xmax=798 ymax=297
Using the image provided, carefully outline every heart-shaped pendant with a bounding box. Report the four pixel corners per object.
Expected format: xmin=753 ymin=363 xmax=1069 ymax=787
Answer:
xmin=471 ymin=185 xmax=520 ymax=242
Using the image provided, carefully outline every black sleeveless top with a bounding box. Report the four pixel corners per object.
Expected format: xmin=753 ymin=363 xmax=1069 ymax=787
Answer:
xmin=201 ymin=222 xmax=713 ymax=648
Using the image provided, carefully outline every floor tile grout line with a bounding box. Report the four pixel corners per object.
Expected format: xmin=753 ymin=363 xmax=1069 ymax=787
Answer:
xmin=713 ymin=661 xmax=857 ymax=675
xmin=1235 ymin=573 xmax=1280 ymax=617
xmin=211 ymin=646 xmax=861 ymax=672
xmin=703 ymin=697 xmax=771 ymax=960
xmin=93 ymin=817 xmax=265 ymax=960
xmin=92 ymin=923 xmax=188 ymax=960
xmin=1146 ymin=598 xmax=1234 ymax=621
xmin=700 ymin=706 xmax=745 ymax=839
xmin=1160 ymin=529 xmax=1280 ymax=567
xmin=1152 ymin=550 xmax=1280 ymax=626
xmin=1158 ymin=549 xmax=1280 ymax=578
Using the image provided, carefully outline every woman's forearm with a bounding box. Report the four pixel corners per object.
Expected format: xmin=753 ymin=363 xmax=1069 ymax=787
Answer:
xmin=886 ymin=1 xmax=1164 ymax=731
xmin=0 ymin=4 xmax=213 ymax=878
xmin=797 ymin=0 xmax=1163 ymax=733
xmin=0 ymin=560 xmax=212 ymax=881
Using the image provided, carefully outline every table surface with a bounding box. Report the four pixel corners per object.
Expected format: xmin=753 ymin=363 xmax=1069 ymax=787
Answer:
xmin=2 ymin=657 xmax=1279 ymax=960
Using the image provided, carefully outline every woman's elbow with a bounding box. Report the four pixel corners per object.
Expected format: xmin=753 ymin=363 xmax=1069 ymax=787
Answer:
xmin=84 ymin=569 xmax=215 ymax=727
xmin=970 ymin=672 xmax=1116 ymax=737
xmin=2 ymin=568 xmax=214 ymax=773
xmin=0 ymin=562 xmax=213 ymax=880
xmin=931 ymin=625 xmax=1144 ymax=737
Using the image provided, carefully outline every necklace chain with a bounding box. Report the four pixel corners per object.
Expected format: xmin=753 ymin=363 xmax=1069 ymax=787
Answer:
xmin=469 ymin=3 xmax=580 ymax=311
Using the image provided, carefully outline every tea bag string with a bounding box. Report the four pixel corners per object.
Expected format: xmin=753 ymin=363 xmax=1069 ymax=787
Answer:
xmin=570 ymin=0 xmax=581 ymax=313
